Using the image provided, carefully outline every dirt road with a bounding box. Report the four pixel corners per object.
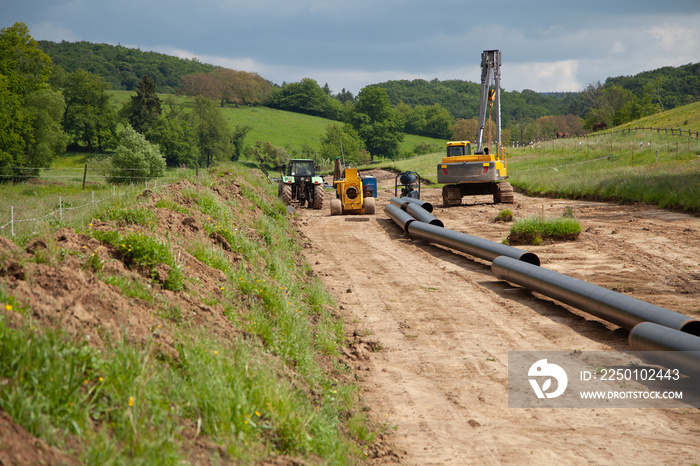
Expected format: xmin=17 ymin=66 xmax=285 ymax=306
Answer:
xmin=296 ymin=170 xmax=700 ymax=465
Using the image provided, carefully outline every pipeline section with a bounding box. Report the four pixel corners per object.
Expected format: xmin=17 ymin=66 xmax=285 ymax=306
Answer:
xmin=405 ymin=203 xmax=444 ymax=227
xmin=629 ymin=322 xmax=700 ymax=375
xmin=389 ymin=196 xmax=433 ymax=213
xmin=492 ymin=256 xmax=700 ymax=335
xmin=407 ymin=221 xmax=540 ymax=266
xmin=385 ymin=204 xmax=416 ymax=232
xmin=385 ymin=204 xmax=700 ymax=366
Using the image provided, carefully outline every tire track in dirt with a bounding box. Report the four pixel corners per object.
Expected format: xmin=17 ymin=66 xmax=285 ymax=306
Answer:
xmin=295 ymin=178 xmax=700 ymax=465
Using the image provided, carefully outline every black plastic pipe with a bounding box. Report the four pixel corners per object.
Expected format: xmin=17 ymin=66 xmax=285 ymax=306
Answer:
xmin=492 ymin=256 xmax=700 ymax=335
xmin=389 ymin=196 xmax=409 ymax=210
xmin=405 ymin=203 xmax=444 ymax=227
xmin=389 ymin=196 xmax=434 ymax=213
xmin=406 ymin=221 xmax=540 ymax=265
xmin=385 ymin=204 xmax=416 ymax=232
xmin=629 ymin=322 xmax=700 ymax=375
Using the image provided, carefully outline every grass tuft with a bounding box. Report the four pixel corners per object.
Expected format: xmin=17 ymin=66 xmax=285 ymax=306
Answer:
xmin=508 ymin=216 xmax=582 ymax=245
xmin=494 ymin=209 xmax=513 ymax=222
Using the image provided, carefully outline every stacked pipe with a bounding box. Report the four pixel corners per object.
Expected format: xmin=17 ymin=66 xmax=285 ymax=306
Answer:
xmin=385 ymin=197 xmax=540 ymax=266
xmin=385 ymin=199 xmax=700 ymax=374
xmin=389 ymin=196 xmax=433 ymax=213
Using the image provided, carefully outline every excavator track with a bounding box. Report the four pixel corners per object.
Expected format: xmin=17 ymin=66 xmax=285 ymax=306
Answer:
xmin=494 ymin=182 xmax=514 ymax=204
xmin=442 ymin=185 xmax=462 ymax=207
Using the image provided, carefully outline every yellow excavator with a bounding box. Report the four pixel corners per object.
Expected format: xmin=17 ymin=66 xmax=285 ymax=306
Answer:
xmin=438 ymin=50 xmax=514 ymax=206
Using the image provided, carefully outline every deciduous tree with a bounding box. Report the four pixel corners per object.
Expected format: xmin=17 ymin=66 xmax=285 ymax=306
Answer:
xmin=349 ymin=86 xmax=404 ymax=160
xmin=62 ymin=69 xmax=117 ymax=151
xmin=146 ymin=109 xmax=199 ymax=167
xmin=190 ymin=97 xmax=232 ymax=167
xmin=319 ymin=123 xmax=365 ymax=164
xmin=0 ymin=22 xmax=66 ymax=179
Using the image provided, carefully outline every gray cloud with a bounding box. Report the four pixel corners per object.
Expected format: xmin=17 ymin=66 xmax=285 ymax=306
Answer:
xmin=3 ymin=0 xmax=699 ymax=94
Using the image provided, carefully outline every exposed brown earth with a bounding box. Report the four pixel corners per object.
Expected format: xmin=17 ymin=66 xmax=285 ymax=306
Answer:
xmin=296 ymin=169 xmax=700 ymax=465
xmin=1 ymin=169 xmax=699 ymax=464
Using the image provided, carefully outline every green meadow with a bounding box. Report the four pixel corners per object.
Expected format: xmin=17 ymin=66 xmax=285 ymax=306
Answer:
xmin=108 ymin=90 xmax=446 ymax=155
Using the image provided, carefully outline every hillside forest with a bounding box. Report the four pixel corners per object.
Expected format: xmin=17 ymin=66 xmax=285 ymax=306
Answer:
xmin=2 ymin=21 xmax=699 ymax=180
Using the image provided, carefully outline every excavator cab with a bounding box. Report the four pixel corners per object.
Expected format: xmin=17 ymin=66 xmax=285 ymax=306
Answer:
xmin=447 ymin=141 xmax=472 ymax=157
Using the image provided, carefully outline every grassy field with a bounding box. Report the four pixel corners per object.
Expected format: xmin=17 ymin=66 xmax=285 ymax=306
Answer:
xmin=506 ymin=127 xmax=700 ymax=212
xmin=108 ymin=90 xmax=445 ymax=155
xmin=616 ymin=101 xmax=700 ymax=132
xmin=378 ymin=102 xmax=700 ymax=213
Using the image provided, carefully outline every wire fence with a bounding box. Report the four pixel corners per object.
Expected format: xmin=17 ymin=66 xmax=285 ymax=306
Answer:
xmin=512 ymin=138 xmax=700 ymax=173
xmin=513 ymin=125 xmax=700 ymax=148
xmin=0 ymin=172 xmax=184 ymax=239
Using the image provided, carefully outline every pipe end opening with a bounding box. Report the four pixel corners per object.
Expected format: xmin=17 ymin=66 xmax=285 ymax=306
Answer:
xmin=519 ymin=253 xmax=540 ymax=266
xmin=680 ymin=320 xmax=700 ymax=337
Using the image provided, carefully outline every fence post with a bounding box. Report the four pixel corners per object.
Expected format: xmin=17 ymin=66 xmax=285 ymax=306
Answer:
xmin=92 ymin=191 xmax=95 ymax=209
xmin=59 ymin=197 xmax=62 ymax=222
xmin=11 ymin=206 xmax=14 ymax=238
xmin=82 ymin=163 xmax=87 ymax=190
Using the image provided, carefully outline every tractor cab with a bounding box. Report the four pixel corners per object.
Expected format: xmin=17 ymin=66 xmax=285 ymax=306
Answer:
xmin=286 ymin=159 xmax=315 ymax=177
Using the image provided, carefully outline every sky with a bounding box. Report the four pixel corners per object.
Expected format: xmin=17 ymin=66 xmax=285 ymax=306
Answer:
xmin=3 ymin=0 xmax=700 ymax=96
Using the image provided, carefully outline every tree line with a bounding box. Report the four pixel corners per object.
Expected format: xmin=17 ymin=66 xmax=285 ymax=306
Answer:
xmin=1 ymin=23 xmax=245 ymax=183
xmin=5 ymin=30 xmax=698 ymax=177
xmin=37 ymin=40 xmax=216 ymax=93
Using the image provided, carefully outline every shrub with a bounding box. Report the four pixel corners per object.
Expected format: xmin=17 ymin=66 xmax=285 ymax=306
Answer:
xmin=107 ymin=125 xmax=166 ymax=184
xmin=246 ymin=141 xmax=290 ymax=170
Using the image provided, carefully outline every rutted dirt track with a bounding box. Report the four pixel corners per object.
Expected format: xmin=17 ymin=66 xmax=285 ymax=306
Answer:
xmin=296 ymin=170 xmax=700 ymax=465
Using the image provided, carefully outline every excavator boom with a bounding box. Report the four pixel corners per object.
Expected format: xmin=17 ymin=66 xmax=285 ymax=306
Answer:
xmin=437 ymin=49 xmax=513 ymax=206
xmin=476 ymin=50 xmax=501 ymax=154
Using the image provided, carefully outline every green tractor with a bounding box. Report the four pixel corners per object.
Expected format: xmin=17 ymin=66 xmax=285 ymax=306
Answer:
xmin=278 ymin=159 xmax=325 ymax=210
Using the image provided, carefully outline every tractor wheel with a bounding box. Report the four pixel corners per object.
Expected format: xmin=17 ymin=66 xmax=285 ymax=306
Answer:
xmin=330 ymin=198 xmax=342 ymax=216
xmin=313 ymin=185 xmax=324 ymax=210
xmin=442 ymin=185 xmax=462 ymax=207
xmin=363 ymin=196 xmax=375 ymax=215
xmin=280 ymin=184 xmax=292 ymax=205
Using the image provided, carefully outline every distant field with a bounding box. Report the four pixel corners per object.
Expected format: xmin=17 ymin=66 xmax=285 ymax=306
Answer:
xmin=383 ymin=102 xmax=700 ymax=213
xmin=44 ymin=93 xmax=700 ymax=213
xmin=107 ymin=90 xmax=445 ymax=155
xmin=508 ymin=130 xmax=699 ymax=212
xmin=616 ymin=101 xmax=700 ymax=132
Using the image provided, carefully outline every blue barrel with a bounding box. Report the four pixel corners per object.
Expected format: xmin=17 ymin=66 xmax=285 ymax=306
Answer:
xmin=362 ymin=176 xmax=378 ymax=198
